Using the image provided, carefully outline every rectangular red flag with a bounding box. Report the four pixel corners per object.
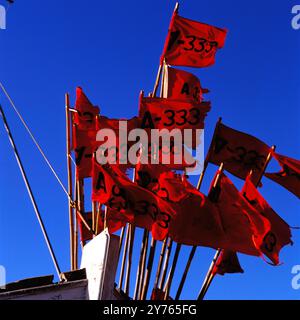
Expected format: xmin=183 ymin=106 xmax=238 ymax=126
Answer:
xmin=207 ymin=121 xmax=271 ymax=181
xmin=92 ymin=160 xmax=176 ymax=241
xmin=73 ymin=126 xmax=96 ymax=179
xmin=161 ymin=12 xmax=227 ymax=67
xmin=74 ymin=87 xmax=100 ymax=130
xmin=213 ymin=173 xmax=271 ymax=256
xmin=264 ymin=152 xmax=300 ymax=199
xmin=139 ymin=95 xmax=211 ymax=131
xmin=241 ymin=176 xmax=292 ymax=265
xmin=212 ymin=250 xmax=244 ymax=276
xmin=163 ymin=66 xmax=208 ymax=102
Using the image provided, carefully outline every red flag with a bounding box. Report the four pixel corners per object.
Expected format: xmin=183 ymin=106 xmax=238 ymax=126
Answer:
xmin=161 ymin=12 xmax=227 ymax=67
xmin=207 ymin=121 xmax=271 ymax=181
xmin=73 ymin=126 xmax=96 ymax=179
xmin=136 ymin=161 xmax=167 ymax=192
xmin=264 ymin=153 xmax=300 ymax=199
xmin=96 ymin=115 xmax=141 ymax=167
xmin=212 ymin=250 xmax=244 ymax=276
xmin=92 ymin=161 xmax=176 ymax=240
xmin=78 ymin=209 xmax=127 ymax=243
xmin=168 ymin=191 xmax=226 ymax=249
xmin=163 ymin=66 xmax=208 ymax=102
xmin=214 ymin=173 xmax=271 ymax=256
xmin=241 ymin=176 xmax=292 ymax=265
xmin=74 ymin=87 xmax=100 ymax=130
xmin=139 ymin=95 xmax=211 ymax=131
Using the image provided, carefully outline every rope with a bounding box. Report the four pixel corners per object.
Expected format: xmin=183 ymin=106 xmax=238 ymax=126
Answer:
xmin=0 ymin=81 xmax=71 ymax=199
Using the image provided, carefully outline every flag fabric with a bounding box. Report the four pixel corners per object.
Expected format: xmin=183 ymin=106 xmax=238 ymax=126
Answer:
xmin=73 ymin=115 xmax=140 ymax=178
xmin=212 ymin=250 xmax=244 ymax=276
xmin=207 ymin=122 xmax=271 ymax=181
xmin=74 ymin=87 xmax=100 ymax=130
xmin=92 ymin=160 xmax=176 ymax=240
xmin=168 ymin=191 xmax=226 ymax=248
xmin=96 ymin=115 xmax=140 ymax=167
xmin=136 ymin=161 xmax=167 ymax=192
xmin=139 ymin=95 xmax=211 ymax=131
xmin=241 ymin=176 xmax=292 ymax=265
xmin=264 ymin=153 xmax=300 ymax=199
xmin=78 ymin=209 xmax=127 ymax=243
xmin=163 ymin=66 xmax=208 ymax=102
xmin=161 ymin=12 xmax=227 ymax=67
xmin=213 ymin=173 xmax=271 ymax=256
xmin=73 ymin=126 xmax=96 ymax=179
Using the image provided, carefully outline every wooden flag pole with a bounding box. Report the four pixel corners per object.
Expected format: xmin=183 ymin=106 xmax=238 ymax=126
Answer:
xmin=140 ymin=237 xmax=157 ymax=300
xmin=65 ymin=93 xmax=75 ymax=271
xmin=175 ymin=117 xmax=223 ymax=299
xmin=163 ymin=243 xmax=182 ymax=300
xmin=158 ymin=237 xmax=173 ymax=289
xmin=197 ymin=249 xmax=222 ymax=300
xmin=124 ymin=224 xmax=136 ymax=295
xmin=152 ymin=2 xmax=179 ymax=98
xmin=133 ymin=229 xmax=148 ymax=299
xmin=152 ymin=64 xmax=163 ymax=98
xmin=137 ymin=230 xmax=149 ymax=300
xmin=0 ymin=105 xmax=62 ymax=280
xmin=253 ymin=145 xmax=276 ymax=188
xmin=175 ymin=245 xmax=197 ymax=300
xmin=118 ymin=226 xmax=125 ymax=258
xmin=153 ymin=237 xmax=168 ymax=290
xmin=118 ymin=223 xmax=130 ymax=291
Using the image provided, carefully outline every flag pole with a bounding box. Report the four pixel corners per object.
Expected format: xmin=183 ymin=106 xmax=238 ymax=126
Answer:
xmin=65 ymin=93 xmax=75 ymax=270
xmin=175 ymin=245 xmax=197 ymax=300
xmin=140 ymin=237 xmax=157 ymax=300
xmin=158 ymin=237 xmax=173 ymax=290
xmin=133 ymin=229 xmax=148 ymax=299
xmin=137 ymin=230 xmax=149 ymax=299
xmin=118 ymin=223 xmax=130 ymax=291
xmin=163 ymin=243 xmax=181 ymax=300
xmin=122 ymin=169 xmax=137 ymax=295
xmin=175 ymin=117 xmax=222 ymax=299
xmin=197 ymin=249 xmax=222 ymax=300
xmin=153 ymin=237 xmax=168 ymax=290
xmin=253 ymin=145 xmax=276 ymax=188
xmin=152 ymin=2 xmax=179 ymax=98
xmin=124 ymin=224 xmax=136 ymax=295
xmin=0 ymin=105 xmax=62 ymax=280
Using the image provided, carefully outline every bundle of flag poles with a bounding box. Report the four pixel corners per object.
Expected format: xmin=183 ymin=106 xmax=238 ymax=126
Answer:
xmin=63 ymin=3 xmax=298 ymax=300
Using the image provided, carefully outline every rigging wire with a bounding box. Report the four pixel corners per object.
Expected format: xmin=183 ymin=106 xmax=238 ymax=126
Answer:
xmin=0 ymin=81 xmax=71 ymax=200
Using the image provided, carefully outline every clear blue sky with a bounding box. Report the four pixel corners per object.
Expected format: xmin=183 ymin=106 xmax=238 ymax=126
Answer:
xmin=0 ymin=0 xmax=299 ymax=300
